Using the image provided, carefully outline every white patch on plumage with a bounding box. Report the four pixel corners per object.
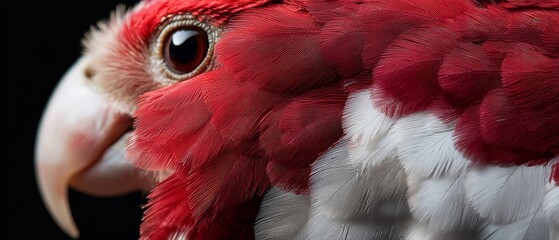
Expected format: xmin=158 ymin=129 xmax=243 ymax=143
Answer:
xmin=407 ymin=174 xmax=479 ymax=231
xmin=396 ymin=113 xmax=469 ymax=178
xmin=465 ymin=165 xmax=549 ymax=224
xmin=344 ymin=90 xmax=401 ymax=170
xmin=348 ymin=128 xmax=400 ymax=171
xmin=544 ymin=183 xmax=559 ymax=239
xmin=311 ymin=140 xmax=408 ymax=219
xmin=480 ymin=204 xmax=548 ymax=240
xmin=405 ymin=221 xmax=482 ymax=240
xmin=255 ymin=187 xmax=310 ymax=240
xmin=339 ymin=88 xmax=557 ymax=239
xmin=300 ymin=139 xmax=409 ymax=239
xmin=343 ymin=90 xmax=396 ymax=147
xmin=295 ymin=209 xmax=404 ymax=240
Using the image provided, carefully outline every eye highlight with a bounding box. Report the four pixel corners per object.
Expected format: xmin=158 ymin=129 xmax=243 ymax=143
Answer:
xmin=152 ymin=15 xmax=220 ymax=84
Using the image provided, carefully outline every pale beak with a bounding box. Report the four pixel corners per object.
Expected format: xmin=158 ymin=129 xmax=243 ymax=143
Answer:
xmin=35 ymin=57 xmax=155 ymax=238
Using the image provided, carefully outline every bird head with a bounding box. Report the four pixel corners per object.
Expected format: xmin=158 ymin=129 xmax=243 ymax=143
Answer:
xmin=36 ymin=0 xmax=344 ymax=238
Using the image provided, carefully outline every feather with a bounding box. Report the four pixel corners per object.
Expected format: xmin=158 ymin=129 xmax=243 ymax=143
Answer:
xmin=82 ymin=4 xmax=156 ymax=114
xmin=544 ymin=183 xmax=559 ymax=239
xmin=311 ymin=140 xmax=409 ymax=220
xmin=501 ymin=0 xmax=559 ymax=9
xmin=262 ymin=85 xmax=346 ymax=193
xmin=480 ymin=205 xmax=548 ymax=240
xmin=397 ymin=113 xmax=469 ymax=178
xmin=505 ymin=10 xmax=559 ymax=56
xmin=344 ymin=90 xmax=396 ymax=146
xmin=553 ymin=161 xmax=559 ymax=185
xmin=185 ymin=153 xmax=269 ymax=215
xmin=438 ymin=42 xmax=502 ymax=107
xmin=216 ymin=4 xmax=338 ymax=93
xmin=255 ymin=187 xmax=310 ymax=240
xmin=344 ymin=90 xmax=401 ymax=170
xmin=359 ymin=0 xmax=474 ymax=70
xmin=348 ymin=130 xmax=400 ymax=172
xmin=202 ymin=76 xmax=286 ymax=142
xmin=455 ymin=105 xmax=549 ymax=168
xmin=304 ymin=140 xmax=409 ymax=240
xmin=128 ymin=77 xmax=215 ymax=170
xmin=498 ymin=44 xmax=559 ymax=152
xmin=296 ymin=209 xmax=404 ymax=240
xmin=315 ymin=2 xmax=365 ymax=78
xmin=140 ymin=170 xmax=191 ymax=239
xmin=405 ymin=221 xmax=482 ymax=240
xmin=372 ymin=24 xmax=458 ymax=116
xmin=407 ymin=175 xmax=479 ymax=231
xmin=465 ymin=165 xmax=550 ymax=223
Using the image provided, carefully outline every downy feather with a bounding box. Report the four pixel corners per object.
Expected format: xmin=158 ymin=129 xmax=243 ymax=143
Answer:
xmin=397 ymin=113 xmax=469 ymax=178
xmin=255 ymin=187 xmax=310 ymax=240
xmin=407 ymin=175 xmax=479 ymax=231
xmin=465 ymin=165 xmax=550 ymax=223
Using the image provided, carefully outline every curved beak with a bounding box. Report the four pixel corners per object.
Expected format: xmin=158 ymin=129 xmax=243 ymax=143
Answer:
xmin=35 ymin=57 xmax=154 ymax=238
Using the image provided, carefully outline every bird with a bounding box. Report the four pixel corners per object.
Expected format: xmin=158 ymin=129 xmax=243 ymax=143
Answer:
xmin=35 ymin=0 xmax=559 ymax=239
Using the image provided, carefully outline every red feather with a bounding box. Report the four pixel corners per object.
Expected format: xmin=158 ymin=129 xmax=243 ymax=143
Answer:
xmin=438 ymin=42 xmax=502 ymax=108
xmin=261 ymin=85 xmax=346 ymax=193
xmin=373 ymin=24 xmax=458 ymax=116
xmin=216 ymin=4 xmax=338 ymax=93
xmin=500 ymin=0 xmax=559 ymax=9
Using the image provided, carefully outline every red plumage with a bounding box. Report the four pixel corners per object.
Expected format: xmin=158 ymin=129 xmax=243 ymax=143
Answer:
xmin=127 ymin=0 xmax=559 ymax=239
xmin=130 ymin=2 xmax=343 ymax=238
xmin=314 ymin=0 xmax=559 ymax=165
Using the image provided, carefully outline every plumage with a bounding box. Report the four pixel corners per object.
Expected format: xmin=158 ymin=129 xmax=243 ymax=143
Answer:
xmin=480 ymin=206 xmax=548 ymax=240
xmin=408 ymin=175 xmax=479 ymax=231
xmin=545 ymin=183 xmax=559 ymax=239
xmin=396 ymin=113 xmax=469 ymax=178
xmin=405 ymin=222 xmax=482 ymax=240
xmin=35 ymin=0 xmax=559 ymax=239
xmin=298 ymin=140 xmax=408 ymax=240
xmin=255 ymin=187 xmax=310 ymax=240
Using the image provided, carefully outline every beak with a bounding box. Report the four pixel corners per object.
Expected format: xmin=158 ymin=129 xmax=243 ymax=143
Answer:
xmin=35 ymin=57 xmax=155 ymax=238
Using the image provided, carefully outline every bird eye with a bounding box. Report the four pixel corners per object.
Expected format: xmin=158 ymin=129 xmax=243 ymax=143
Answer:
xmin=164 ymin=27 xmax=209 ymax=75
xmin=151 ymin=15 xmax=220 ymax=84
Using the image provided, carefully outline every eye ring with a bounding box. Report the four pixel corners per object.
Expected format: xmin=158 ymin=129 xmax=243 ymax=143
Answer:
xmin=151 ymin=15 xmax=221 ymax=84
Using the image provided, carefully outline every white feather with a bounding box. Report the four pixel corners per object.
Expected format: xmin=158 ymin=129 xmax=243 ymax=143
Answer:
xmin=311 ymin=139 xmax=408 ymax=219
xmin=405 ymin=221 xmax=482 ymax=240
xmin=255 ymin=187 xmax=311 ymax=240
xmin=301 ymin=139 xmax=410 ymax=240
xmin=407 ymin=174 xmax=479 ymax=231
xmin=544 ymin=183 xmax=559 ymax=240
xmin=465 ymin=165 xmax=549 ymax=224
xmin=480 ymin=204 xmax=548 ymax=240
xmin=396 ymin=113 xmax=469 ymax=178
xmin=348 ymin=128 xmax=400 ymax=171
xmin=343 ymin=90 xmax=396 ymax=147
xmin=296 ymin=209 xmax=404 ymax=240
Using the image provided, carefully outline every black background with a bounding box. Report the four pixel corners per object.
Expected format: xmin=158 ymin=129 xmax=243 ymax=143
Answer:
xmin=2 ymin=1 xmax=147 ymax=239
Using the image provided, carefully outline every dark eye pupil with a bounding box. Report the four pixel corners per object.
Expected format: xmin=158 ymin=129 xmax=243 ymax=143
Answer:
xmin=164 ymin=27 xmax=209 ymax=75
